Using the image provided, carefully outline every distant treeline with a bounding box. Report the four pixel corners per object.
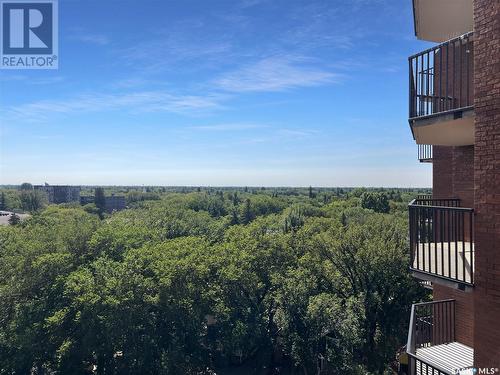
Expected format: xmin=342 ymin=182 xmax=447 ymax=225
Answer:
xmin=0 ymin=184 xmax=431 ymax=215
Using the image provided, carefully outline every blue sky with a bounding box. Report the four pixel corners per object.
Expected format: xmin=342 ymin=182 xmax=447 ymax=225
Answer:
xmin=0 ymin=0 xmax=433 ymax=187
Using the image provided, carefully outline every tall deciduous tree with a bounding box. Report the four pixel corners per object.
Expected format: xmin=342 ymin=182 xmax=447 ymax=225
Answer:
xmin=0 ymin=192 xmax=6 ymax=210
xmin=360 ymin=192 xmax=390 ymax=213
xmin=19 ymin=190 xmax=47 ymax=212
xmin=241 ymin=198 xmax=254 ymax=224
xmin=20 ymin=182 xmax=33 ymax=191
xmin=94 ymin=187 xmax=106 ymax=218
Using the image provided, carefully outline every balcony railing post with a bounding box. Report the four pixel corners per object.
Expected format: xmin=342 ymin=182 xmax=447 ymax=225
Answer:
xmin=420 ymin=54 xmax=424 ymax=115
xmin=434 ymin=206 xmax=438 ymax=274
xmin=445 ymin=40 xmax=449 ymax=112
xmin=451 ymin=300 xmax=456 ymax=342
xmin=426 ymin=51 xmax=430 ymax=115
xmin=452 ymin=37 xmax=456 ymax=109
xmin=439 ymin=42 xmax=443 ymax=112
xmin=409 ymin=205 xmax=414 ymax=268
xmin=459 ymin=36 xmax=463 ymax=108
xmin=409 ymin=58 xmax=413 ymax=117
xmin=470 ymin=210 xmax=474 ymax=283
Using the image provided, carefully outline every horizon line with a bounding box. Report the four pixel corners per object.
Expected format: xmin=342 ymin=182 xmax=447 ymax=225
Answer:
xmin=0 ymin=184 xmax=432 ymax=189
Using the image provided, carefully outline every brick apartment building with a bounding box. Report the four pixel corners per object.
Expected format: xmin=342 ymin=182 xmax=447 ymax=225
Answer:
xmin=403 ymin=0 xmax=500 ymax=373
xmin=34 ymin=184 xmax=81 ymax=204
xmin=103 ymin=195 xmax=126 ymax=213
xmin=80 ymin=194 xmax=126 ymax=213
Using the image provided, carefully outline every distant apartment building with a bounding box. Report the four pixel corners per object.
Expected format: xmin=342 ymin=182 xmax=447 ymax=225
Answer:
xmin=104 ymin=195 xmax=126 ymax=213
xmin=34 ymin=184 xmax=81 ymax=204
xmin=402 ymin=0 xmax=499 ymax=373
xmin=80 ymin=194 xmax=126 ymax=213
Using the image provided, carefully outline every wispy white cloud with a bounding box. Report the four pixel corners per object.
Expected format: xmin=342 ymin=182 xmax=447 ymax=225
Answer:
xmin=214 ymin=56 xmax=340 ymax=93
xmin=276 ymin=128 xmax=318 ymax=138
xmin=30 ymin=76 xmax=65 ymax=85
xmin=381 ymin=65 xmax=401 ymax=73
xmin=190 ymin=123 xmax=266 ymax=131
xmin=238 ymin=0 xmax=270 ymax=8
xmin=235 ymin=127 xmax=319 ymax=145
xmin=3 ymin=91 xmax=226 ymax=122
xmin=68 ymin=31 xmax=110 ymax=46
xmin=116 ymin=29 xmax=232 ymax=73
xmin=111 ymin=78 xmax=156 ymax=89
xmin=0 ymin=74 xmax=64 ymax=85
xmin=0 ymin=74 xmax=26 ymax=82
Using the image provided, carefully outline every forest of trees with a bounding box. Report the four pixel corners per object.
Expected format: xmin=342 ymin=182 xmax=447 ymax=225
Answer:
xmin=0 ymin=187 xmax=429 ymax=374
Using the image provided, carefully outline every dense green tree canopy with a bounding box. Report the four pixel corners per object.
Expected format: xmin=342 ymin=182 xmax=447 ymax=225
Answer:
xmin=360 ymin=192 xmax=390 ymax=214
xmin=0 ymin=188 xmax=427 ymax=374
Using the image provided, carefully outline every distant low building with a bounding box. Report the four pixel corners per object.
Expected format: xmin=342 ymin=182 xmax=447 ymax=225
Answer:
xmin=80 ymin=194 xmax=126 ymax=213
xmin=105 ymin=195 xmax=126 ymax=213
xmin=35 ymin=184 xmax=81 ymax=204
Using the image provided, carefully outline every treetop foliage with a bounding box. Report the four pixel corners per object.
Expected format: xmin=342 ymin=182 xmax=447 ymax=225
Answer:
xmin=0 ymin=187 xmax=428 ymax=374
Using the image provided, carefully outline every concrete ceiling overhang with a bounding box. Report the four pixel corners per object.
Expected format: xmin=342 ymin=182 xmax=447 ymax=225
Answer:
xmin=411 ymin=109 xmax=475 ymax=146
xmin=413 ymin=0 xmax=473 ymax=43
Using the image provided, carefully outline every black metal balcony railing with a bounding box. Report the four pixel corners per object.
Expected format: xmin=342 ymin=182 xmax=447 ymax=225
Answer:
xmin=416 ymin=194 xmax=432 ymax=200
xmin=418 ymin=145 xmax=432 ymax=163
xmin=407 ymin=300 xmax=456 ymax=375
xmin=412 ymin=197 xmax=460 ymax=207
xmin=409 ymin=198 xmax=474 ymax=285
xmin=419 ymin=280 xmax=433 ymax=290
xmin=409 ymin=32 xmax=474 ymax=119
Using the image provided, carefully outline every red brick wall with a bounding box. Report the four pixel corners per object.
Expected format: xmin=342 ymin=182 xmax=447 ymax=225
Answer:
xmin=433 ymin=145 xmax=474 ymax=208
xmin=433 ymin=146 xmax=453 ymax=198
xmin=431 ymin=116 xmax=476 ymax=346
xmin=452 ymin=146 xmax=475 ymax=209
xmin=473 ymin=0 xmax=500 ymax=367
xmin=433 ymin=284 xmax=474 ymax=347
xmin=431 ymin=145 xmax=475 ymax=344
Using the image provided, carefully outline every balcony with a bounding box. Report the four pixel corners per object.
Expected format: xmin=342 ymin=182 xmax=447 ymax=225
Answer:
xmin=409 ymin=198 xmax=474 ymax=287
xmin=406 ymin=300 xmax=474 ymax=375
xmin=418 ymin=144 xmax=432 ymax=163
xmin=409 ymin=32 xmax=474 ymax=146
